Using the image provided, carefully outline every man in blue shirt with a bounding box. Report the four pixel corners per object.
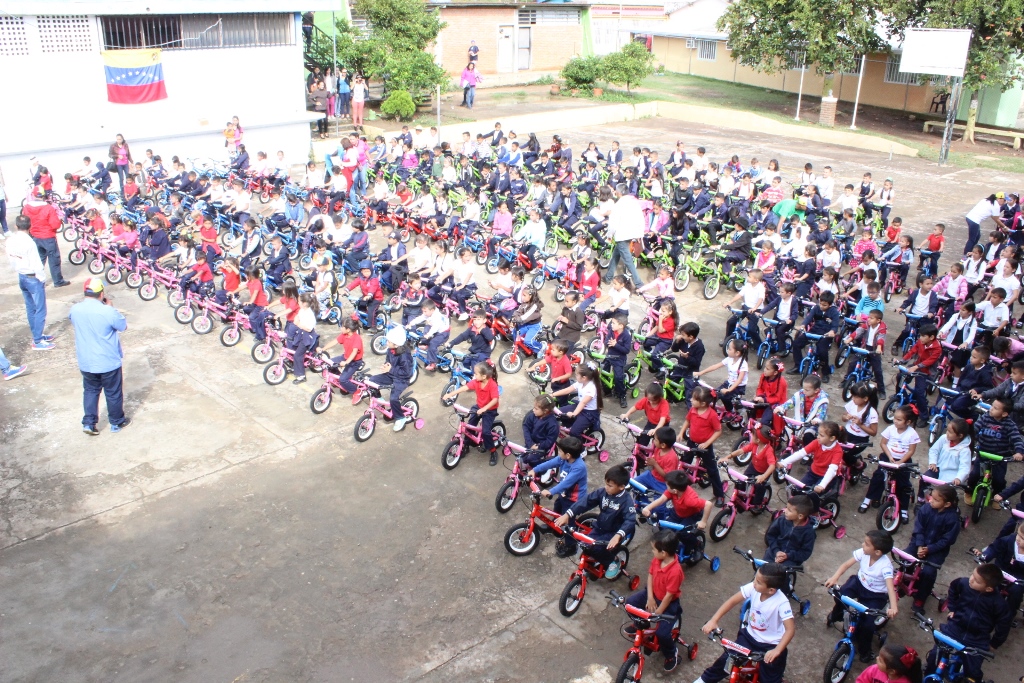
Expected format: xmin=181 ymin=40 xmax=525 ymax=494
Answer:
xmin=69 ymin=279 xmax=129 ymax=435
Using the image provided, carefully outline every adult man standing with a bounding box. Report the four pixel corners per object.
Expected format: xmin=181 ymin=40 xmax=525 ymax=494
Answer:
xmin=468 ymin=40 xmax=479 ymax=64
xmin=69 ymin=279 xmax=130 ymax=435
xmin=21 ymin=187 xmax=69 ymax=286
xmin=7 ymin=215 xmax=55 ymax=350
xmin=603 ymin=183 xmax=645 ymax=288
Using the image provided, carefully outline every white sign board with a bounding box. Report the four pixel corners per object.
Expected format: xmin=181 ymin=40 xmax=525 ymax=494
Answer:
xmin=900 ymin=28 xmax=972 ymax=78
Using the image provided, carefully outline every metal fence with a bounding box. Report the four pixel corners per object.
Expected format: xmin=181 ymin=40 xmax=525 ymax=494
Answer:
xmin=101 ymin=14 xmax=293 ymax=50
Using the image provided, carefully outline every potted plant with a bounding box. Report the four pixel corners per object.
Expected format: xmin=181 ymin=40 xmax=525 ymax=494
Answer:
xmin=550 ymin=83 xmax=560 ymax=95
xmin=592 ymin=86 xmax=604 ymax=97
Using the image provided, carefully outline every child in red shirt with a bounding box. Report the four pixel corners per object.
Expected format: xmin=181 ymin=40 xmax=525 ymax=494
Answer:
xmin=918 ymin=223 xmax=945 ymax=274
xmin=643 ymin=300 xmax=678 ymax=358
xmin=721 ymin=425 xmax=777 ymax=507
xmin=443 ymin=362 xmax=502 ymax=464
xmin=778 ymin=421 xmax=843 ymax=497
xmin=754 ymin=358 xmax=788 ymax=434
xmin=678 ymin=385 xmax=725 ymax=506
xmin=347 ymin=261 xmax=384 ymax=328
xmin=545 ymin=340 xmax=575 ymax=404
xmin=642 ymin=469 xmax=713 ymax=528
xmin=181 ymin=250 xmax=214 ymax=294
xmin=619 ymin=382 xmax=671 ymax=451
xmin=634 ymin=426 xmax=680 ymax=494
xmin=199 ymin=217 xmax=222 ymax=263
xmin=622 ymin=531 xmax=685 ymax=671
xmin=214 ymin=257 xmax=244 ymax=304
xmin=322 ymin=318 xmax=364 ymax=394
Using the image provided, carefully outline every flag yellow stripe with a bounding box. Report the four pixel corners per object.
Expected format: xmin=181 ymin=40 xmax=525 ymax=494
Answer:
xmin=101 ymin=49 xmax=162 ymax=69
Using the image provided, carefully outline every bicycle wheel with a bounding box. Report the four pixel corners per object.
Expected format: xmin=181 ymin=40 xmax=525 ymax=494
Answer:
xmin=503 ymin=522 xmax=538 ymax=556
xmin=710 ymin=508 xmax=733 ymax=541
xmin=877 ymin=500 xmax=899 ymax=532
xmin=614 ymin=653 xmax=641 ymax=683
xmin=558 ymin=576 xmax=585 ymax=617
xmin=674 ymin=265 xmax=690 ymax=292
xmin=441 ymin=439 xmax=464 ymax=470
xmin=971 ymin=485 xmax=987 ymax=524
xmin=310 ymin=388 xmax=332 ymax=414
xmin=703 ymin=276 xmax=721 ymax=300
xmin=882 ymin=398 xmax=899 ymax=424
xmin=823 ymin=642 xmax=852 ymax=683
xmin=495 ymin=481 xmax=518 ymax=513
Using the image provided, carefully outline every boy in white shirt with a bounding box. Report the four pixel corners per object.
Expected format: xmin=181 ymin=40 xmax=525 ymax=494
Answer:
xmin=839 ymin=184 xmax=858 ymax=214
xmin=817 ymin=165 xmax=835 ymax=206
xmin=406 ymin=298 xmax=450 ymax=370
xmin=696 ymin=563 xmax=794 ymax=683
xmin=723 ymin=269 xmax=767 ymax=346
xmin=825 ymin=530 xmax=899 ymax=663
xmin=977 ymin=287 xmax=1010 ymax=338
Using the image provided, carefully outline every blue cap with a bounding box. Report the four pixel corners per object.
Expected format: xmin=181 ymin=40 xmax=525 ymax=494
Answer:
xmin=358 ymin=260 xmax=372 ymax=270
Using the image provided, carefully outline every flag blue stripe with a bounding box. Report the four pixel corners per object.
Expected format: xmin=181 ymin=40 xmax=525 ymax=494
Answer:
xmin=104 ymin=64 xmax=164 ymax=87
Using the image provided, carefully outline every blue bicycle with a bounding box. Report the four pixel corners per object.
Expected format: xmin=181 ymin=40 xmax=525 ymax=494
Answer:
xmin=755 ymin=317 xmax=792 ymax=369
xmin=926 ymin=383 xmax=970 ymax=445
xmin=724 ymin=307 xmax=761 ymax=356
xmin=824 ymin=585 xmax=889 ymax=683
xmin=797 ymin=332 xmax=831 ymax=380
xmin=440 ymin=352 xmax=475 ymax=407
xmin=913 ymin=613 xmax=996 ymax=683
xmin=882 ymin=362 xmax=925 ymax=423
xmin=734 ymin=546 xmax=812 ymax=617
xmin=895 ymin=312 xmax=927 ymax=357
xmin=839 ymin=347 xmax=879 ymax=400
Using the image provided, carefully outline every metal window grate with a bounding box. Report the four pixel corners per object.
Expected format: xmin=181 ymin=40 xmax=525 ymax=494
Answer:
xmin=103 ymin=14 xmax=293 ymax=50
xmin=37 ymin=15 xmax=94 ymax=53
xmin=786 ymin=49 xmax=806 ymax=71
xmin=537 ymin=8 xmax=580 ymax=24
xmin=696 ymin=39 xmax=717 ymax=62
xmin=842 ymin=56 xmax=862 ymax=76
xmin=884 ymin=53 xmax=922 ymax=85
xmin=518 ymin=9 xmax=537 ymax=25
xmin=0 ymin=15 xmax=30 ymax=56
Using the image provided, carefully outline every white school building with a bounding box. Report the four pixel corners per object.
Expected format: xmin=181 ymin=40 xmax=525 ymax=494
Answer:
xmin=0 ymin=1 xmax=332 ymax=203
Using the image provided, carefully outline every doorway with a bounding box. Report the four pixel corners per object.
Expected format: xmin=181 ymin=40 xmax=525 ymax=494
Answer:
xmin=518 ymin=26 xmax=531 ymax=71
xmin=497 ymin=24 xmax=514 ymax=72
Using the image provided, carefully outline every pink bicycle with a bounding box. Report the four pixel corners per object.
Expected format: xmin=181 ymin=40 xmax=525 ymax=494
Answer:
xmin=774 ymin=468 xmax=846 ymax=539
xmin=310 ymin=363 xmax=369 ymax=415
xmin=708 ymin=464 xmax=773 ymax=541
xmin=494 ymin=440 xmax=557 ymax=513
xmin=353 ymin=378 xmax=423 ymax=442
xmin=441 ymin=402 xmax=508 ymax=470
xmin=263 ymin=346 xmax=331 ymax=386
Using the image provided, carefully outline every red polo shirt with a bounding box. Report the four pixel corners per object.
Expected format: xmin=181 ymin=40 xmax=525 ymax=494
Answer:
xmin=467 ymin=378 xmax=499 ymax=410
xmin=686 ymin=407 xmax=720 ymax=444
xmin=635 ymin=396 xmax=670 ymax=425
xmin=649 ymin=557 xmax=684 ymax=602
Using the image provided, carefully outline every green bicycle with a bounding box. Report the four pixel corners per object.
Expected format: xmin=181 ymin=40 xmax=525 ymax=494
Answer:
xmin=625 ymin=335 xmax=659 ymax=397
xmin=590 ymin=351 xmax=642 ymax=393
xmin=968 ymin=451 xmax=1017 ymax=524
xmin=544 ymin=220 xmax=579 ymax=255
xmin=672 ymin=246 xmax=718 ymax=295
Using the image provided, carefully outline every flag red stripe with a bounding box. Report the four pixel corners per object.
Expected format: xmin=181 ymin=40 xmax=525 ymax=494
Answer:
xmin=106 ymin=81 xmax=167 ymax=104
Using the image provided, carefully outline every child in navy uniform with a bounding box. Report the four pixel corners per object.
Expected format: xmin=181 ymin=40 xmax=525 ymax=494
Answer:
xmin=369 ymin=326 xmax=415 ymax=431
xmin=976 ymin=520 xmax=1024 ymax=619
xmin=521 ymin=395 xmax=561 ymax=468
xmin=904 ymin=484 xmax=961 ymax=615
xmin=925 ymin=564 xmax=1011 ymax=682
xmin=448 ymin=308 xmax=495 ymax=369
xmin=763 ymin=494 xmax=816 ymax=568
xmin=696 ymin=562 xmax=795 ymax=683
xmin=530 ymin=436 xmax=587 ymax=514
xmin=555 ymin=465 xmax=636 ymax=574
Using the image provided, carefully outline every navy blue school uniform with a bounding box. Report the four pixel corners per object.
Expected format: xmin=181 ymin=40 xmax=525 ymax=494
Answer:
xmin=926 ymin=576 xmax=1011 ymax=682
xmin=564 ymin=487 xmax=636 ymax=567
xmin=996 ymin=470 xmax=1024 ymax=538
xmin=894 ymin=288 xmax=940 ymax=348
xmin=449 ymin=325 xmax=494 ymax=369
xmin=948 ymin=362 xmax=992 ymax=416
xmin=400 ymin=287 xmax=425 ymax=325
xmin=369 ymin=346 xmax=414 ymax=419
xmin=265 ymin=246 xmax=291 ymax=284
xmin=980 ymin=533 xmax=1024 ymax=617
xmin=763 ymin=516 xmax=815 ymax=568
xmin=791 ymin=304 xmax=841 ymax=374
xmin=793 ymin=258 xmax=817 ymax=298
xmin=556 ymin=191 xmax=581 ymax=227
xmin=521 ymin=411 xmax=561 ymax=467
xmin=605 ymin=148 xmax=623 ymax=168
xmin=904 ymin=504 xmax=961 ymax=605
xmin=668 ymin=337 xmax=704 ymax=402
xmin=603 ymin=327 xmax=632 ymax=399
xmin=808 ymin=225 xmax=832 ymax=248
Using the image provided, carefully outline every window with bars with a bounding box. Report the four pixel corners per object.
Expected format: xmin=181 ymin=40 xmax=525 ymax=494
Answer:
xmin=786 ymin=49 xmax=806 ymax=71
xmin=696 ymin=39 xmax=716 ymax=62
xmin=518 ymin=9 xmax=537 ymax=25
xmin=37 ymin=15 xmax=94 ymax=53
xmin=884 ymin=53 xmax=922 ymax=85
xmin=537 ymin=9 xmax=580 ymax=25
xmin=0 ymin=15 xmax=30 ymax=56
xmin=102 ymin=14 xmax=293 ymax=50
xmin=842 ymin=56 xmax=863 ymax=76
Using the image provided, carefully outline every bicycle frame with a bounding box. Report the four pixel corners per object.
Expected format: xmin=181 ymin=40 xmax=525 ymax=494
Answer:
xmin=441 ymin=403 xmax=507 ymax=470
xmin=558 ymin=529 xmax=639 ymax=617
xmin=705 ymin=630 xmax=765 ymax=683
xmin=709 ymin=466 xmax=773 ymax=540
xmin=780 ymin=471 xmax=847 ymax=539
xmin=913 ymin=614 xmax=995 ymax=683
xmin=734 ymin=547 xmax=810 ymax=616
xmin=824 ymin=586 xmax=889 ymax=683
xmin=503 ymin=481 xmax=587 ymax=555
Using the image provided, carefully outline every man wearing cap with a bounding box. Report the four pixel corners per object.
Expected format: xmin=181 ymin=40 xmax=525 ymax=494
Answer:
xmin=69 ymin=279 xmax=130 ymax=435
xmin=21 ymin=187 xmax=70 ymax=287
xmin=412 ymin=125 xmax=430 ymax=151
xmin=7 ymin=215 xmax=55 ymax=350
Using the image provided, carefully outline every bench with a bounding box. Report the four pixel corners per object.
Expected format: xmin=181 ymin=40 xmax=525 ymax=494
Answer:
xmin=922 ymin=120 xmax=1023 ymax=149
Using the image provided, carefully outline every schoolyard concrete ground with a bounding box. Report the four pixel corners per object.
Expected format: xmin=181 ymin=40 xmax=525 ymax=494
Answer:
xmin=1 ymin=115 xmax=1023 ymax=683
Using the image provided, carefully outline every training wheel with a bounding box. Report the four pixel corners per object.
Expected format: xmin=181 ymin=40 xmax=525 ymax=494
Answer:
xmin=598 ymin=450 xmax=610 ymax=462
xmin=834 ymin=525 xmax=846 ymax=539
xmin=800 ymin=600 xmax=812 ymax=616
xmin=631 ymin=388 xmax=640 ymax=398
xmin=414 ymin=419 xmax=425 ymax=430
xmin=710 ymin=556 xmax=721 ymax=573
xmin=687 ymin=643 xmax=699 ymax=660
xmin=629 ymin=575 xmax=641 ymax=590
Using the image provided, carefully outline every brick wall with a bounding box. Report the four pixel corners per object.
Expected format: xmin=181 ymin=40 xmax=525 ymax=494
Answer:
xmin=437 ymin=7 xmax=583 ymax=75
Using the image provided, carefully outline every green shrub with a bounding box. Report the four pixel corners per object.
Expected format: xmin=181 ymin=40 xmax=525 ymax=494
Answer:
xmin=560 ymin=55 xmax=604 ymax=89
xmin=380 ymin=90 xmax=416 ymax=121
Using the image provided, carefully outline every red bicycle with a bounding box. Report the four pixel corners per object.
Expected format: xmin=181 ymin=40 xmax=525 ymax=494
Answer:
xmin=497 ymin=325 xmax=552 ymax=374
xmin=559 ymin=529 xmax=639 ymax=617
xmin=503 ymin=480 xmax=595 ymax=556
xmin=440 ymin=402 xmax=507 ymax=470
xmin=607 ymin=590 xmax=699 ymax=683
xmin=705 ymin=629 xmax=766 ymax=683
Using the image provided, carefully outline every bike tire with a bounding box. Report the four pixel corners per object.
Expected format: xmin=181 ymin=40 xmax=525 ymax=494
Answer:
xmin=877 ymin=500 xmax=900 ymax=532
xmin=498 ymin=349 xmax=523 ymax=374
xmin=503 ymin=522 xmax=538 ymax=556
xmin=971 ymin=486 xmax=987 ymax=524
xmin=614 ymin=652 xmax=641 ymax=683
xmin=441 ymin=439 xmax=463 ymax=470
xmin=703 ymin=276 xmax=721 ymax=300
xmin=882 ymin=398 xmax=899 ymax=424
xmin=310 ymin=388 xmax=332 ymax=414
xmin=710 ymin=508 xmax=733 ymax=541
xmin=674 ymin=265 xmax=690 ymax=292
xmin=823 ymin=642 xmax=853 ymax=683
xmin=558 ymin=576 xmax=585 ymax=617
xmin=353 ymin=414 xmax=375 ymax=442
xmin=495 ymin=481 xmax=518 ymax=513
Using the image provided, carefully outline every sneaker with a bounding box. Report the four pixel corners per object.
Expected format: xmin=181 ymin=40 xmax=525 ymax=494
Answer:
xmin=31 ymin=340 xmax=56 ymax=351
xmin=489 ymin=450 xmax=498 ymax=466
xmin=859 ymin=651 xmax=876 ymax=664
xmin=605 ymin=560 xmax=621 ymax=579
xmin=877 ymin=392 xmax=887 ymax=401
xmin=714 ymin=496 xmax=726 ymax=508
xmin=457 ymin=312 xmax=469 ymax=322
xmin=293 ymin=376 xmax=307 ymax=384
xmin=912 ymin=602 xmax=925 ymax=617
xmin=83 ymin=425 xmax=100 ymax=436
xmin=786 ymin=367 xmax=802 ymax=375
xmin=110 ymin=417 xmax=132 ymax=433
xmin=54 ymin=280 xmax=72 ymax=288
xmin=3 ymin=365 xmax=27 ymax=380
xmin=619 ymin=395 xmax=628 ymax=408
xmin=623 ymin=624 xmax=638 ymax=636
xmin=822 ymin=374 xmax=831 ymax=384
xmin=40 ymin=334 xmax=55 ymax=342
xmin=663 ymin=655 xmax=679 ymax=672
xmin=393 ymin=417 xmax=408 ymax=432
xmin=900 ymin=510 xmax=909 ymax=523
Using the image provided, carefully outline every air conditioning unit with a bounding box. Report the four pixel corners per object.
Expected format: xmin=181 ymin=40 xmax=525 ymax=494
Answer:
xmin=685 ymin=38 xmax=697 ymax=49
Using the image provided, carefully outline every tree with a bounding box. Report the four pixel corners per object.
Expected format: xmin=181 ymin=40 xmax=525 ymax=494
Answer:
xmin=560 ymin=55 xmax=604 ymax=90
xmin=717 ymin=0 xmax=886 ymax=97
xmin=308 ymin=0 xmax=448 ymax=98
xmin=600 ymin=42 xmax=654 ymax=93
xmin=886 ymin=0 xmax=1024 ymax=142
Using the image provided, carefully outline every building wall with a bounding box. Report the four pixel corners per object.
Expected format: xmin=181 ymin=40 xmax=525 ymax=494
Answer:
xmin=0 ymin=14 xmax=317 ymax=193
xmin=652 ymin=37 xmax=953 ymax=117
xmin=435 ymin=7 xmax=583 ymax=75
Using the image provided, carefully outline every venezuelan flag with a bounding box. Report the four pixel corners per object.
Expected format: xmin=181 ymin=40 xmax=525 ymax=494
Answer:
xmin=103 ymin=49 xmax=168 ymax=104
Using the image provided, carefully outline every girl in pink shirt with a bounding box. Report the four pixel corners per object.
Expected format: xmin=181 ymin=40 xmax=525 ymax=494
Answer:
xmin=855 ymin=644 xmax=921 ymax=683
